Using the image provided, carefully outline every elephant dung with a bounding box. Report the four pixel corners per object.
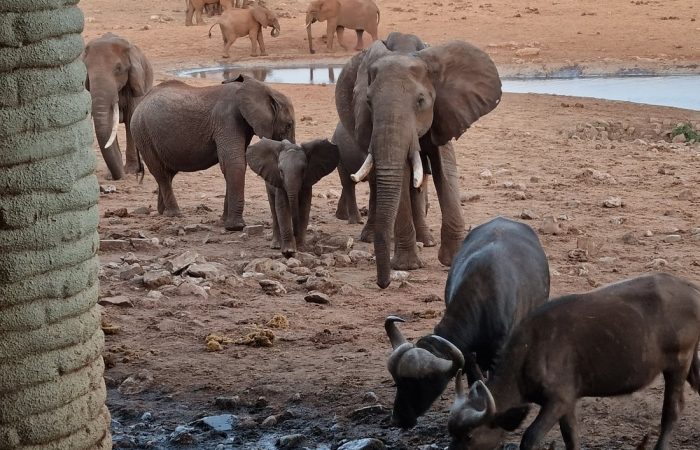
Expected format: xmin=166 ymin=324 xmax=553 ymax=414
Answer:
xmin=143 ymin=270 xmax=173 ymax=289
xmin=338 ymin=438 xmax=387 ymax=450
xmin=165 ymin=250 xmax=199 ymax=274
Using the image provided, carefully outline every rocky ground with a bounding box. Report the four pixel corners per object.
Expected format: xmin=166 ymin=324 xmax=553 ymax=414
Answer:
xmin=81 ymin=0 xmax=700 ymax=448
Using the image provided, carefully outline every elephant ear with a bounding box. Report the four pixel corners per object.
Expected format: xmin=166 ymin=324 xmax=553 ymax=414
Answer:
xmin=319 ymin=0 xmax=341 ymax=21
xmin=417 ymin=41 xmax=502 ymax=146
xmin=252 ymin=6 xmax=271 ymax=27
xmin=127 ymin=44 xmax=153 ymax=97
xmin=247 ymin=138 xmax=284 ymax=188
xmin=236 ymin=77 xmax=279 ymax=138
xmin=301 ymin=139 xmax=339 ymax=187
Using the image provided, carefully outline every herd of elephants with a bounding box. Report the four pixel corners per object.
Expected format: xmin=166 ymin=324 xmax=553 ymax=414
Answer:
xmin=81 ymin=0 xmax=700 ymax=448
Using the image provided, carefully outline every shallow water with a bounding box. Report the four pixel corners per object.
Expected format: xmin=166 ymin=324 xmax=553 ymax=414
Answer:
xmin=177 ymin=65 xmax=700 ymax=110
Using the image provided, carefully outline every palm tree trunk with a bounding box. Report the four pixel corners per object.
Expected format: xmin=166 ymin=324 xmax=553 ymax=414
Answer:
xmin=0 ymin=1 xmax=111 ymax=449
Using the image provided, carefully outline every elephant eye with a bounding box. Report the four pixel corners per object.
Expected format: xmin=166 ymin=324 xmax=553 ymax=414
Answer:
xmin=416 ymin=95 xmax=426 ymax=109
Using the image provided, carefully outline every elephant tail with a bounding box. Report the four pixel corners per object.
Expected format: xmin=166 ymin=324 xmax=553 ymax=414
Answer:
xmin=208 ymin=22 xmax=219 ymax=38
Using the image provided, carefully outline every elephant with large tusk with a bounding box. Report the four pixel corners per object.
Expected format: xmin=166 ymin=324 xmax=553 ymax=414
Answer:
xmin=335 ymin=32 xmax=502 ymax=288
xmin=82 ymin=33 xmax=153 ymax=180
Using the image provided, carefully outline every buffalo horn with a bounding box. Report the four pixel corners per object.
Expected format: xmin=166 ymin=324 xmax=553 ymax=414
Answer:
xmin=428 ymin=335 xmax=465 ymax=375
xmin=385 ymin=315 xmax=407 ymax=349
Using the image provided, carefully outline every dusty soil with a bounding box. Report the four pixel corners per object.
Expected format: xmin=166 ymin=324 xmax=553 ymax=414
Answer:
xmin=81 ymin=0 xmax=700 ymax=448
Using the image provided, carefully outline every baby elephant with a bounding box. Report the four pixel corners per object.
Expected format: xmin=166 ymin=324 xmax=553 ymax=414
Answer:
xmin=247 ymin=138 xmax=339 ymax=256
xmin=208 ymin=5 xmax=280 ymax=58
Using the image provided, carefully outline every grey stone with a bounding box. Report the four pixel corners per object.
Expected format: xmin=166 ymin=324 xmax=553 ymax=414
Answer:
xmin=290 ymin=266 xmax=311 ymax=276
xmin=121 ymin=252 xmax=140 ymax=264
xmin=285 ymin=257 xmax=302 ymax=268
xmin=334 ymin=254 xmax=352 ymax=267
xmin=143 ymin=270 xmax=173 ymax=289
xmin=119 ymin=263 xmax=144 ymax=280
xmin=259 ymin=279 xmax=287 ymax=296
xmin=305 ymin=276 xmax=342 ymax=295
xmin=243 ymin=224 xmax=264 ymax=236
xmin=348 ymin=250 xmax=373 ymax=262
xmin=165 ymin=251 xmax=198 ymax=274
xmin=261 ymin=415 xmax=278 ymax=427
xmin=646 ymin=258 xmax=668 ymax=269
xmin=245 ymin=258 xmax=287 ymax=277
xmin=338 ymin=438 xmax=387 ymax=450
xmin=175 ymin=281 xmax=208 ymax=298
xmin=186 ymin=262 xmax=221 ymax=279
xmin=305 ymin=291 xmax=331 ymax=304
xmin=100 ymin=184 xmax=116 ymax=194
xmin=214 ymin=396 xmax=240 ymax=410
xmin=118 ymin=369 xmax=154 ymax=395
xmin=295 ymin=252 xmax=317 ymax=267
xmin=664 ymin=234 xmax=682 ymax=243
xmin=603 ymin=196 xmax=623 ymax=208
xmin=363 ymin=391 xmax=379 ymax=403
xmin=197 ymin=414 xmax=237 ymax=432
xmin=277 ymin=434 xmax=306 ymax=449
xmin=146 ymin=290 xmax=163 ymax=300
xmin=350 ymin=404 xmax=385 ymax=420
xmin=131 ymin=206 xmax=151 ymax=215
xmin=520 ymin=209 xmax=539 ymax=220
xmin=98 ymin=296 xmax=134 ymax=307
xmin=479 ymin=169 xmax=493 ymax=179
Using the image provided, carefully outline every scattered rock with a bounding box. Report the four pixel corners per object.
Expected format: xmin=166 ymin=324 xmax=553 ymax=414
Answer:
xmin=350 ymin=404 xmax=385 ymax=420
xmin=118 ymin=369 xmax=154 ymax=395
xmin=146 ymin=290 xmax=164 ymax=300
xmin=326 ymin=189 xmax=341 ymax=199
xmin=646 ymin=258 xmax=668 ymax=269
xmin=169 ymin=425 xmax=195 ymax=445
xmin=245 ymin=258 xmax=288 ymax=277
xmin=363 ymin=391 xmax=379 ymax=403
xmin=678 ymin=190 xmax=696 ymax=201
xmin=290 ymin=266 xmax=311 ymax=276
xmin=165 ymin=251 xmax=198 ymax=274
xmin=197 ymin=414 xmax=237 ymax=432
xmin=520 ymin=209 xmax=539 ymax=220
xmin=100 ymin=239 xmax=129 ymax=251
xmin=295 ymin=252 xmax=318 ymax=268
xmin=243 ymin=224 xmax=264 ymax=236
xmin=515 ymin=47 xmax=541 ymax=57
xmin=186 ymin=262 xmax=222 ymax=279
xmin=305 ymin=291 xmax=331 ymax=304
xmin=259 ymin=279 xmax=287 ymax=296
xmin=214 ymin=396 xmax=240 ymax=410
xmin=305 ymin=276 xmax=343 ymax=295
xmin=390 ymin=271 xmax=410 ymax=282
xmin=672 ymin=134 xmax=686 ymax=143
xmin=100 ymin=184 xmax=117 ymax=194
xmin=131 ymin=206 xmax=151 ymax=215
xmin=479 ymin=169 xmax=493 ymax=179
xmin=277 ymin=434 xmax=306 ymax=449
xmin=348 ymin=250 xmax=373 ymax=262
xmin=664 ymin=234 xmax=682 ymax=243
xmin=316 ymin=236 xmax=354 ymax=254
xmin=119 ymin=263 xmax=144 ymax=280
xmin=579 ymin=168 xmax=617 ymax=184
xmin=334 ymin=254 xmax=352 ymax=267
xmin=143 ymin=270 xmax=173 ymax=289
xmin=98 ymin=295 xmax=134 ymax=307
xmin=261 ymin=415 xmax=278 ymax=427
xmin=176 ymin=281 xmax=208 ymax=298
xmin=285 ymin=257 xmax=302 ymax=268
xmin=540 ymin=216 xmax=564 ymax=235
xmin=130 ymin=237 xmax=160 ymax=250
xmin=338 ymin=438 xmax=387 ymax=450
xmin=104 ymin=208 xmax=128 ymax=218
xmin=603 ymin=197 xmax=623 ymax=208
xmin=644 ymin=230 xmax=654 ymax=237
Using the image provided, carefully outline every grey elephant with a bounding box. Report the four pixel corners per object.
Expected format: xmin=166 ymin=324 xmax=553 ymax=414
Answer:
xmin=131 ymin=75 xmax=295 ymax=230
xmin=247 ymin=138 xmax=339 ymax=256
xmin=335 ymin=32 xmax=502 ymax=288
xmin=332 ymin=121 xmax=433 ymax=249
xmin=82 ymin=33 xmax=153 ymax=180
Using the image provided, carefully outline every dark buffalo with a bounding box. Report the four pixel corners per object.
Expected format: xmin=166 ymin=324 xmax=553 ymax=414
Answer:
xmin=448 ymin=272 xmax=700 ymax=450
xmin=385 ymin=217 xmax=550 ymax=428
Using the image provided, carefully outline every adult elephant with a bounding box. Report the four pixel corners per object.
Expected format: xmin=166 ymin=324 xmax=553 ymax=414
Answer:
xmin=131 ymin=75 xmax=295 ymax=231
xmin=305 ymin=0 xmax=380 ymax=54
xmin=82 ymin=33 xmax=153 ymax=180
xmin=335 ymin=32 xmax=502 ymax=288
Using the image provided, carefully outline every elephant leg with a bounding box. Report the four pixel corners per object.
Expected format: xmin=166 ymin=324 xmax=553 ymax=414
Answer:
xmin=411 ymin=183 xmax=435 ymax=247
xmin=257 ymin=29 xmax=267 ymax=56
xmin=326 ymin=21 xmax=336 ymax=51
xmin=336 ymin=187 xmax=349 ymax=220
xmin=123 ymin=116 xmax=140 ymax=174
xmin=274 ymin=187 xmax=296 ymax=257
xmin=296 ymin=185 xmax=313 ymax=250
xmin=426 ymin=141 xmax=465 ymax=266
xmin=337 ymin=164 xmax=363 ymax=224
xmin=216 ymin=134 xmax=247 ymax=231
xmin=195 ymin=8 xmax=204 ymax=25
xmin=336 ymin=26 xmax=348 ymax=50
xmin=156 ymin=170 xmax=181 ymax=217
xmin=223 ymin=36 xmax=237 ymax=58
xmin=391 ymin=165 xmax=422 ymax=271
xmin=360 ymin=176 xmax=376 ymax=242
xmin=186 ymin=3 xmax=194 ymax=25
xmin=354 ymin=29 xmax=364 ymax=51
xmin=266 ymin=184 xmax=281 ymax=249
xmin=249 ymin=32 xmax=258 ymax=56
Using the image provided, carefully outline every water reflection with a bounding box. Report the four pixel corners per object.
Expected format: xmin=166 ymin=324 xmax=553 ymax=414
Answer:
xmin=178 ymin=65 xmax=344 ymax=85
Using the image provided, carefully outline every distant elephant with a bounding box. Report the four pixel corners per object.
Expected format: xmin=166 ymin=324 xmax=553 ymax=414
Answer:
xmin=335 ymin=32 xmax=502 ymax=288
xmin=186 ymin=0 xmax=233 ymax=26
xmin=131 ymin=75 xmax=295 ymax=231
xmin=305 ymin=0 xmax=380 ymax=54
xmin=247 ymin=138 xmax=339 ymax=256
xmin=82 ymin=33 xmax=153 ymax=180
xmin=208 ymin=4 xmax=281 ymax=58
xmin=332 ymin=121 xmax=434 ymax=250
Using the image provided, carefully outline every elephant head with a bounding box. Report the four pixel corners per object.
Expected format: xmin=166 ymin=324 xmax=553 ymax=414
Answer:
xmin=335 ymin=35 xmax=502 ymax=288
xmin=82 ymin=33 xmax=153 ymax=180
xmin=385 ymin=316 xmax=465 ymax=428
xmin=252 ymin=5 xmax=280 ymax=37
xmin=305 ymin=0 xmax=340 ymax=53
xmin=226 ymin=75 xmax=296 ymax=143
xmin=247 ymin=138 xmax=339 ymax=255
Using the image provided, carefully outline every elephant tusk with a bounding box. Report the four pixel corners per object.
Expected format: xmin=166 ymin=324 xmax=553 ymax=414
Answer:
xmin=410 ymin=150 xmax=423 ymax=189
xmin=351 ymin=153 xmax=373 ymax=183
xmin=104 ymin=102 xmax=119 ymax=149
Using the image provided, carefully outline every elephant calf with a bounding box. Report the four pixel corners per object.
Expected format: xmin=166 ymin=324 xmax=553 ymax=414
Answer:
xmin=208 ymin=5 xmax=280 ymax=58
xmin=247 ymin=138 xmax=339 ymax=257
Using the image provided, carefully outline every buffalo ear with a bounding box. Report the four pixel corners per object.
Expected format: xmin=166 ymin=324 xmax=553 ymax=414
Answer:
xmin=301 ymin=139 xmax=339 ymax=186
xmin=417 ymin=41 xmax=502 ymax=146
xmin=492 ymin=405 xmax=530 ymax=432
xmin=127 ymin=44 xmax=153 ymax=97
xmin=247 ymin=138 xmax=284 ymax=188
xmin=237 ymin=78 xmax=278 ymax=138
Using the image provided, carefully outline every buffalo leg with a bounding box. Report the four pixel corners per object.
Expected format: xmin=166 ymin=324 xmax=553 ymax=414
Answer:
xmin=520 ymin=401 xmax=569 ymax=450
xmin=559 ymin=408 xmax=580 ymax=450
xmin=654 ymin=370 xmax=686 ymax=450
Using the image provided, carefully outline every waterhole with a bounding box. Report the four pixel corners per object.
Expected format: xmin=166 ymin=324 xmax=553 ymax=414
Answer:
xmin=176 ymin=65 xmax=700 ymax=110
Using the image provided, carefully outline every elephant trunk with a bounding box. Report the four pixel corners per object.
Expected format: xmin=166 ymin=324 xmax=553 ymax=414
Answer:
xmin=89 ymin=81 xmax=124 ymax=180
xmin=306 ymin=13 xmax=315 ymax=54
xmin=270 ymin=19 xmax=280 ymax=37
